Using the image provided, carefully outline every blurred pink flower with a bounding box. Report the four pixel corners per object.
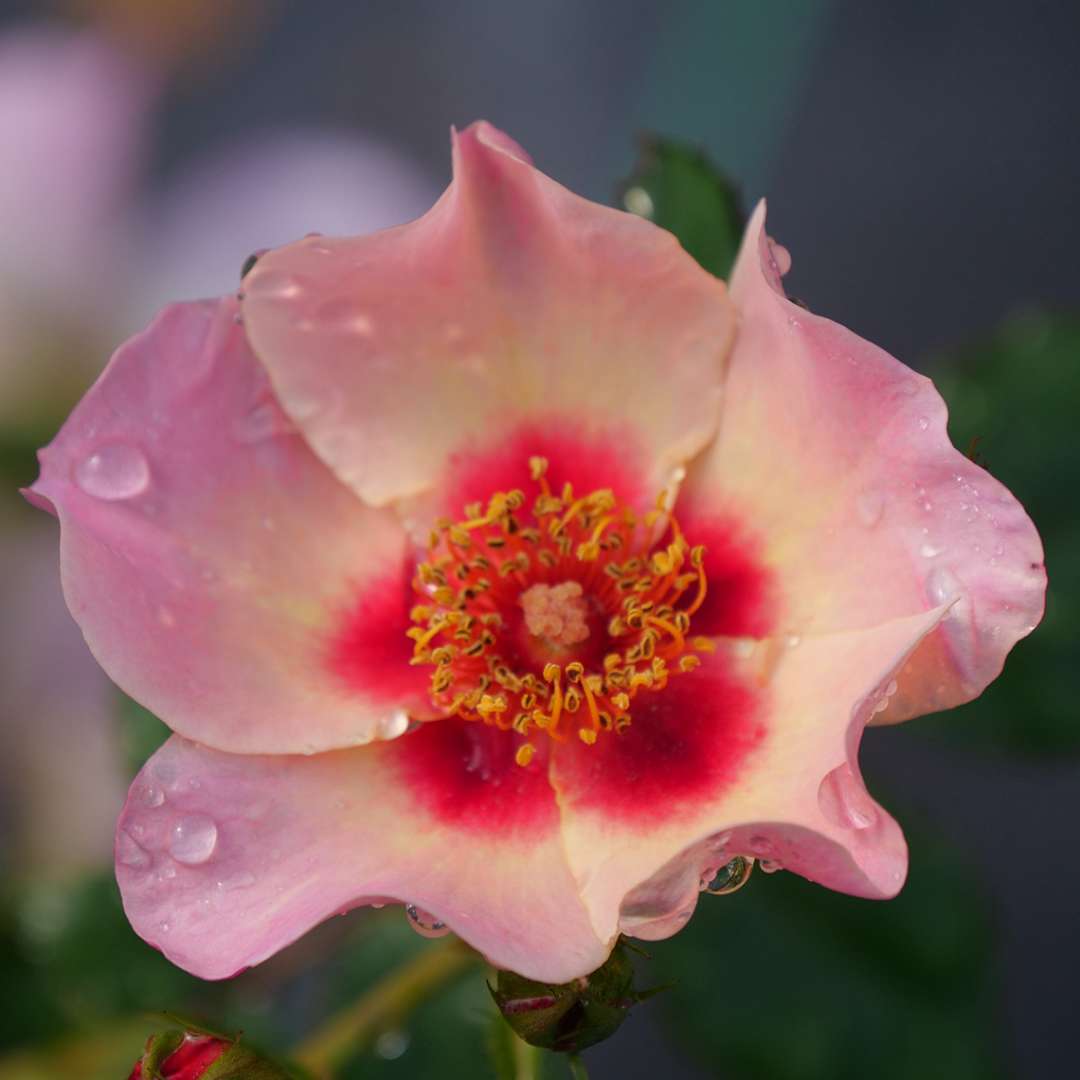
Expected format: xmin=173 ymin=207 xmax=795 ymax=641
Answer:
xmin=0 ymin=25 xmax=151 ymax=427
xmin=1 ymin=22 xmax=437 ymax=879
xmin=30 ymin=122 xmax=1044 ymax=982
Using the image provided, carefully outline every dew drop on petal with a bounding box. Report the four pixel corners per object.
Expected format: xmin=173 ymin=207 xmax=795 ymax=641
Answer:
xmin=169 ymin=814 xmax=218 ymax=865
xmin=758 ymin=859 xmax=784 ymax=874
xmin=623 ymin=185 xmax=654 ymax=218
xmin=927 ymin=566 xmax=962 ymax=607
xmin=818 ymin=763 xmax=877 ymax=830
xmin=405 ymin=904 xmax=450 ymax=938
xmin=919 ymin=543 xmax=943 ymax=558
xmin=917 ymin=416 xmax=930 ymax=430
xmin=75 ymin=443 xmax=150 ymax=500
xmin=701 ymin=856 xmax=754 ymax=895
xmin=139 ymin=784 xmax=165 ymax=808
xmin=378 ymin=710 xmax=410 ymax=740
xmin=117 ymin=829 xmax=151 ymax=869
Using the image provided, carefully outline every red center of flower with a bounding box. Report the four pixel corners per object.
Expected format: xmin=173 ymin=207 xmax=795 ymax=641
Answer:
xmin=408 ymin=457 xmax=711 ymax=765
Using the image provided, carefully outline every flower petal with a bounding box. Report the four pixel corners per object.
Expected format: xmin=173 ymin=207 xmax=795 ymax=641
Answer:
xmin=116 ymin=730 xmax=608 ymax=984
xmin=242 ymin=121 xmax=735 ymax=519
xmin=679 ymin=201 xmax=1045 ymax=721
xmin=550 ymin=606 xmax=947 ymax=945
xmin=30 ymin=298 xmax=429 ymax=755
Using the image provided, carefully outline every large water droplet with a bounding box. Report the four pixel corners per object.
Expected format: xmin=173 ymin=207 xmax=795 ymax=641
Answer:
xmin=75 ymin=443 xmax=149 ymax=500
xmin=117 ymin=828 xmax=151 ymax=868
xmin=818 ymin=763 xmax=877 ymax=830
xmin=405 ymin=904 xmax=450 ymax=938
xmin=169 ymin=814 xmax=218 ymax=865
xmin=701 ymin=856 xmax=754 ymax=895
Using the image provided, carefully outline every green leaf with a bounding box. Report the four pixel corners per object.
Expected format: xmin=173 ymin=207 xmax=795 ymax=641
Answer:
xmin=116 ymin=692 xmax=171 ymax=777
xmin=652 ymin=828 xmax=1004 ymax=1080
xmin=618 ymin=137 xmax=746 ymax=280
xmin=924 ymin=310 xmax=1077 ymax=754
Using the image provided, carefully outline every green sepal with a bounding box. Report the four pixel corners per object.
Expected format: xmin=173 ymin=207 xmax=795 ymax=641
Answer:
xmin=139 ymin=1029 xmax=186 ymax=1077
xmin=618 ymin=136 xmax=746 ymax=280
xmin=490 ymin=939 xmax=656 ymax=1054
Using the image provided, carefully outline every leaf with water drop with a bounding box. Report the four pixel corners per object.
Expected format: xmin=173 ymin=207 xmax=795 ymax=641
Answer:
xmin=617 ymin=137 xmax=746 ymax=281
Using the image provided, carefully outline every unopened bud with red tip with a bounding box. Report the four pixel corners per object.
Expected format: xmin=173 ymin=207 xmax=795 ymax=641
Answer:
xmin=127 ymin=1028 xmax=292 ymax=1079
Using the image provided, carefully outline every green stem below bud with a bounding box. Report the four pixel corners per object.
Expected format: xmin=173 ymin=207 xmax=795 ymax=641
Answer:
xmin=567 ymin=1052 xmax=590 ymax=1079
xmin=291 ymin=937 xmax=478 ymax=1076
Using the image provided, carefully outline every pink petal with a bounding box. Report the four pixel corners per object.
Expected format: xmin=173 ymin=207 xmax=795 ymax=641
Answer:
xmin=242 ymin=121 xmax=735 ymax=524
xmin=116 ymin=731 xmax=608 ymax=984
xmin=679 ymin=202 xmax=1045 ymax=721
xmin=551 ymin=606 xmax=948 ymax=945
xmin=30 ymin=298 xmax=430 ymax=755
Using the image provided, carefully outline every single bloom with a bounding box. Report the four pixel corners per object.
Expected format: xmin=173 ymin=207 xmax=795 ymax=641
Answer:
xmin=29 ymin=122 xmax=1045 ymax=983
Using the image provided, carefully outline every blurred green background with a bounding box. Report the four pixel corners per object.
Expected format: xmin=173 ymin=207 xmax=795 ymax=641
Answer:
xmin=1 ymin=2 xmax=1077 ymax=1078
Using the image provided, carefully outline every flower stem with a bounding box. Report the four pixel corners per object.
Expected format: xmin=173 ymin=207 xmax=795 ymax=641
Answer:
xmin=291 ymin=937 xmax=477 ymax=1077
xmin=567 ymin=1052 xmax=590 ymax=1080
xmin=511 ymin=1032 xmax=541 ymax=1080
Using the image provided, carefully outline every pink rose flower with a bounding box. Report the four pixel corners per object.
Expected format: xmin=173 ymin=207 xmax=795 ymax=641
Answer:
xmin=29 ymin=122 xmax=1045 ymax=983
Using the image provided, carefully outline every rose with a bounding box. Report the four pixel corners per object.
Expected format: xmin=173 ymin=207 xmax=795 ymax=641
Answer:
xmin=29 ymin=122 xmax=1044 ymax=983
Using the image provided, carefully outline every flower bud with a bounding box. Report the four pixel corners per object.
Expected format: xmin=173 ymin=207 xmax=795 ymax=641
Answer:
xmin=490 ymin=940 xmax=663 ymax=1053
xmin=127 ymin=1028 xmax=291 ymax=1079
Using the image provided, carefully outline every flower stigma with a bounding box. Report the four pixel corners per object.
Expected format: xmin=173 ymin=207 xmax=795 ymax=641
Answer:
xmin=407 ymin=457 xmax=712 ymax=765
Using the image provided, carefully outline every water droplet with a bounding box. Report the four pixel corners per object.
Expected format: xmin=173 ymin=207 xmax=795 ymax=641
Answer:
xmin=917 ymin=416 xmax=929 ymax=430
xmin=405 ymin=904 xmax=450 ymax=938
xmin=158 ymin=920 xmax=171 ymax=934
xmin=623 ymin=185 xmax=654 ymax=218
xmin=117 ymin=829 xmax=151 ymax=868
xmin=766 ymin=236 xmax=792 ymax=276
xmin=818 ymin=763 xmax=877 ymax=830
xmin=785 ymin=634 xmax=801 ymax=648
xmin=169 ymin=814 xmax=218 ymax=865
xmin=375 ymin=1030 xmax=410 ymax=1061
xmin=75 ymin=443 xmax=150 ymax=500
xmin=856 ymin=489 xmax=885 ymax=527
xmin=758 ymin=859 xmax=783 ymax=874
xmin=701 ymin=856 xmax=754 ymax=895
xmin=378 ymin=710 xmax=410 ymax=740
xmin=927 ymin=567 xmax=961 ymax=606
xmin=139 ymin=784 xmax=165 ymax=808
xmin=919 ymin=542 xmax=943 ymax=558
